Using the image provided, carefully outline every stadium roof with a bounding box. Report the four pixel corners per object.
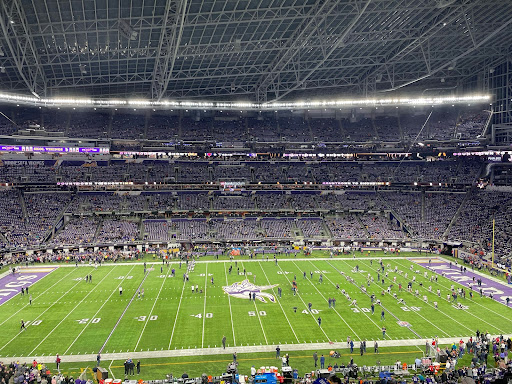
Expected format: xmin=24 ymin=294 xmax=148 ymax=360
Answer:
xmin=0 ymin=0 xmax=511 ymax=102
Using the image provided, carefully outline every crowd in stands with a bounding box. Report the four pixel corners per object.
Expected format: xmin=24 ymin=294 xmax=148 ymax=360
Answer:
xmin=143 ymin=220 xmax=173 ymax=242
xmin=360 ymin=214 xmax=406 ymax=240
xmin=49 ymin=217 xmax=98 ymax=245
xmin=0 ymin=103 xmax=505 ymax=262
xmin=111 ymin=113 xmax=145 ymax=140
xmin=456 ymin=111 xmax=489 ymax=139
xmin=259 ymin=218 xmax=295 ymax=238
xmin=212 ymin=196 xmax=256 ymax=210
xmin=0 ymin=360 xmax=93 ymax=384
xmin=0 ymin=105 xmax=489 ymax=142
xmin=24 ymin=193 xmax=73 ymax=244
xmin=448 ymin=191 xmax=512 ymax=263
xmin=326 ymin=216 xmax=369 ymax=239
xmin=432 ymin=333 xmax=512 ymax=384
xmin=2 ymin=188 xmax=512 ymax=254
xmin=211 ymin=218 xmax=259 ymax=240
xmin=381 ymin=192 xmax=465 ymax=240
xmin=172 ymin=219 xmax=210 ymax=241
xmin=0 ymin=191 xmax=28 ymax=249
xmin=66 ymin=111 xmax=109 ymax=138
xmin=145 ymin=115 xmax=180 ymax=140
xmin=0 ymin=158 xmax=484 ymax=186
xmin=296 ymin=218 xmax=326 ymax=238
xmin=96 ymin=219 xmax=139 ymax=243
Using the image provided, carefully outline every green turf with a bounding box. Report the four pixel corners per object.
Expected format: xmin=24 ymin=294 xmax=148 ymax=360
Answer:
xmin=0 ymin=256 xmax=511 ymax=366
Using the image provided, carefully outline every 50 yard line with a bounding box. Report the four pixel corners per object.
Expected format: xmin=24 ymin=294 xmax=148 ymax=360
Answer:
xmin=257 ymin=261 xmax=300 ymax=343
xmin=223 ymin=262 xmax=236 ymax=347
xmin=241 ymin=261 xmax=267 ymax=345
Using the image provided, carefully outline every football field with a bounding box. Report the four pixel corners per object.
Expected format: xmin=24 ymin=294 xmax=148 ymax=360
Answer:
xmin=0 ymin=256 xmax=511 ymax=359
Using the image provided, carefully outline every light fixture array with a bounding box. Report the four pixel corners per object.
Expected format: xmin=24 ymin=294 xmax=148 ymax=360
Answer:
xmin=0 ymin=92 xmax=491 ymax=111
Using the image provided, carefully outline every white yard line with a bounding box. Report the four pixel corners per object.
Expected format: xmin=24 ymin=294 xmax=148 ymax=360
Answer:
xmin=358 ymin=259 xmax=468 ymax=337
xmin=325 ymin=259 xmax=423 ymax=354
xmin=330 ymin=259 xmax=427 ymax=343
xmin=28 ymin=267 xmax=116 ymax=356
xmin=317 ymin=260 xmax=392 ymax=340
xmin=252 ymin=299 xmax=268 ymax=345
xmin=0 ymin=268 xmax=96 ymax=353
xmin=168 ymin=275 xmax=188 ymax=350
xmin=100 ymin=264 xmax=153 ymax=354
xmin=134 ymin=264 xmax=169 ymax=351
xmin=201 ymin=264 xmax=208 ymax=348
xmin=0 ymin=268 xmax=75 ymax=328
xmin=223 ymin=263 xmax=236 ymax=347
xmin=64 ymin=265 xmax=135 ymax=355
xmin=336 ymin=265 xmax=436 ymax=354
xmin=257 ymin=261 xmax=300 ymax=343
xmin=292 ymin=260 xmax=360 ymax=340
xmin=240 ymin=261 xmax=268 ymax=345
xmin=275 ymin=263 xmax=331 ymax=341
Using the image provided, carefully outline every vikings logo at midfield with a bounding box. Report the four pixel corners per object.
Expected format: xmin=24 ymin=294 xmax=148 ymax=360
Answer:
xmin=223 ymin=279 xmax=279 ymax=303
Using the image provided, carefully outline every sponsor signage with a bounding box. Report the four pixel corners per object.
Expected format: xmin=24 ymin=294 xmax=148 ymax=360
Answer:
xmin=0 ymin=145 xmax=109 ymax=154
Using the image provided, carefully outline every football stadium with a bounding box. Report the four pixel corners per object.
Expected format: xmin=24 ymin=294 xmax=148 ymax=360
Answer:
xmin=0 ymin=0 xmax=511 ymax=383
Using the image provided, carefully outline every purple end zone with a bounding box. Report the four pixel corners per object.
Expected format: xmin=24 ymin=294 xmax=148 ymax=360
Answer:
xmin=410 ymin=258 xmax=512 ymax=305
xmin=0 ymin=267 xmax=56 ymax=305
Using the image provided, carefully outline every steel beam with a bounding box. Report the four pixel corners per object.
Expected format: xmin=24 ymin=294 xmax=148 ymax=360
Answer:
xmin=254 ymin=0 xmax=373 ymax=103
xmin=0 ymin=0 xmax=47 ymax=97
xmin=253 ymin=0 xmax=350 ymax=103
xmin=150 ymin=0 xmax=188 ymax=101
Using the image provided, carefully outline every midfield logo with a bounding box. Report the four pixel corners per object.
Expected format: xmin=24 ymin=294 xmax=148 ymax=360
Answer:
xmin=223 ymin=279 xmax=279 ymax=303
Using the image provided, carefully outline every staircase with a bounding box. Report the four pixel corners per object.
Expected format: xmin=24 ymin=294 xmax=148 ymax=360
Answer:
xmin=443 ymin=191 xmax=471 ymax=238
xmin=371 ymin=118 xmax=380 ymax=140
xmin=44 ymin=195 xmax=75 ymax=243
xmin=321 ymin=218 xmax=332 ymax=238
xmin=306 ymin=117 xmax=314 ymax=141
xmin=355 ymin=214 xmax=371 ymax=238
xmin=137 ymin=217 xmax=144 ymax=240
xmin=18 ymin=191 xmax=28 ymax=224
xmin=337 ymin=119 xmax=347 ymax=139
xmin=92 ymin=217 xmax=104 ymax=243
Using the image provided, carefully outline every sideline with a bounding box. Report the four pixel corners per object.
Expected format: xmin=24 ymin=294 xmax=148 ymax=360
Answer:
xmin=4 ymin=335 xmax=511 ymax=364
xmin=15 ymin=256 xmax=436 ymax=269
xmin=109 ymin=349 xmax=422 ymax=369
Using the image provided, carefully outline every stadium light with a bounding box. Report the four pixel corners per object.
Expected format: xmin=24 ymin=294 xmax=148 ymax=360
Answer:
xmin=0 ymin=91 xmax=491 ymax=111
